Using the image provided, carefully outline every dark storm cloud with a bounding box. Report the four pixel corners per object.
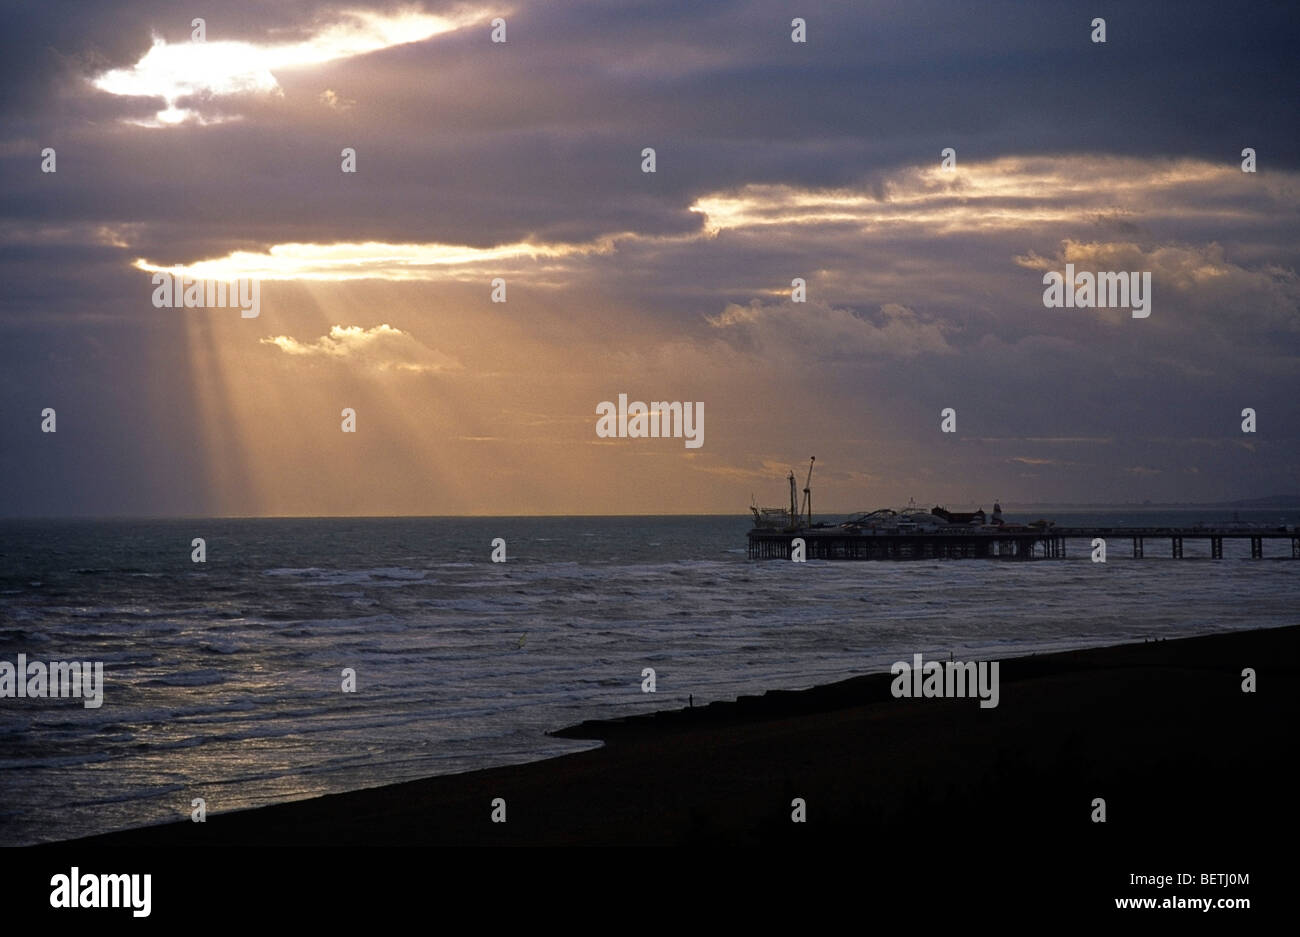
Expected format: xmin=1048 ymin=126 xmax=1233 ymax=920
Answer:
xmin=1 ymin=0 xmax=1297 ymax=514
xmin=3 ymin=0 xmax=1298 ymax=255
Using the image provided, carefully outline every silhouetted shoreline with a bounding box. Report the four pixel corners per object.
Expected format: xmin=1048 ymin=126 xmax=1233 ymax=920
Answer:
xmin=47 ymin=624 xmax=1296 ymax=858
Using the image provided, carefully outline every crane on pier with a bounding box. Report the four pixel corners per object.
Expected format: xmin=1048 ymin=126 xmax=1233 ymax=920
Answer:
xmin=801 ymin=456 xmax=815 ymax=528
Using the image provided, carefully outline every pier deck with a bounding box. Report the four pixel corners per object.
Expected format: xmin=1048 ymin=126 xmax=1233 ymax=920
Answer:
xmin=746 ymin=526 xmax=1300 ymax=560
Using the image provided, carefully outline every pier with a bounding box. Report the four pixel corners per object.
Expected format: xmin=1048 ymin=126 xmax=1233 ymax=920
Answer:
xmin=746 ymin=526 xmax=1300 ymax=561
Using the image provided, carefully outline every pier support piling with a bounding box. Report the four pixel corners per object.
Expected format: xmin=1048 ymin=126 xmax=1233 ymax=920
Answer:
xmin=746 ymin=526 xmax=1296 ymax=562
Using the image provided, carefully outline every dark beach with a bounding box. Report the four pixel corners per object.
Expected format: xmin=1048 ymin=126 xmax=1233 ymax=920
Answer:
xmin=55 ymin=624 xmax=1296 ymax=860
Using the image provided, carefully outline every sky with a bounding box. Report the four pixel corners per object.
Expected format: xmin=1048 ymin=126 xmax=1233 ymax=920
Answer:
xmin=1 ymin=0 xmax=1297 ymax=517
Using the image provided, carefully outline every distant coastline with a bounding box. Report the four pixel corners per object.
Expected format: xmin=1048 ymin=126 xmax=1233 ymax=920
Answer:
xmin=999 ymin=495 xmax=1300 ymax=511
xmin=2 ymin=498 xmax=1299 ymax=521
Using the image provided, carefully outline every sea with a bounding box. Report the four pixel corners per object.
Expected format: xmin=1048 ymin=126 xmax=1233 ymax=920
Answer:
xmin=1 ymin=511 xmax=1297 ymax=845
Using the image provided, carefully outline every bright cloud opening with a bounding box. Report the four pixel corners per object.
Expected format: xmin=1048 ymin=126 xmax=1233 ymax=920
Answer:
xmin=133 ymin=237 xmax=617 ymax=282
xmin=689 ymin=157 xmax=1268 ymax=235
xmin=92 ymin=7 xmax=487 ymax=125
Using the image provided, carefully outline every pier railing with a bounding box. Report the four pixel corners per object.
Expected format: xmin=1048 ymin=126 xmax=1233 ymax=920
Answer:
xmin=746 ymin=526 xmax=1299 ymax=560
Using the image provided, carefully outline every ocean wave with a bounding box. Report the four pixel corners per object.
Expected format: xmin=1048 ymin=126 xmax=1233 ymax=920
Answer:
xmin=143 ymin=670 xmax=228 ymax=687
xmin=4 ymin=515 xmax=1296 ymax=846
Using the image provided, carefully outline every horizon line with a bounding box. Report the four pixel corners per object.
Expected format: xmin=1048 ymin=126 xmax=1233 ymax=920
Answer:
xmin=3 ymin=502 xmax=1298 ymax=522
